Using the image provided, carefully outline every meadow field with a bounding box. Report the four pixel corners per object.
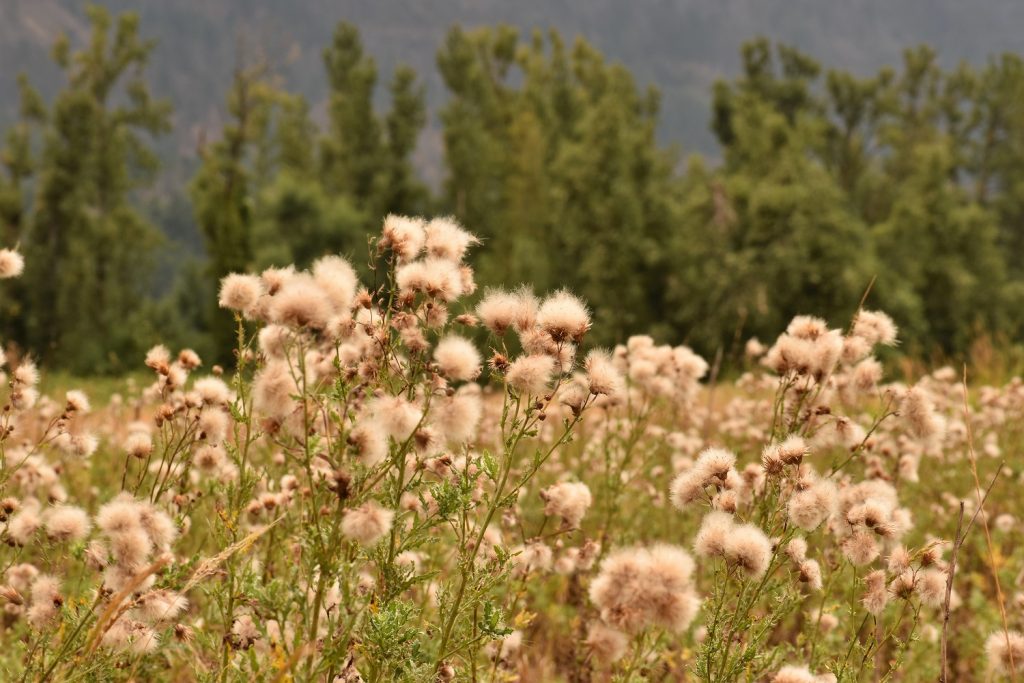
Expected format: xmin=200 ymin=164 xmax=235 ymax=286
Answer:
xmin=0 ymin=215 xmax=1021 ymax=682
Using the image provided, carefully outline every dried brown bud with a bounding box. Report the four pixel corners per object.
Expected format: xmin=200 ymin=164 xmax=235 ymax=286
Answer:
xmin=489 ymin=352 xmax=509 ymax=374
xmin=0 ymin=585 xmax=23 ymax=605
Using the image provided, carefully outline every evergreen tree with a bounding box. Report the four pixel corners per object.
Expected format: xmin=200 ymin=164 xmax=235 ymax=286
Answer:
xmin=189 ymin=64 xmax=274 ymax=362
xmin=669 ymin=93 xmax=876 ymax=355
xmin=320 ymin=22 xmax=427 ymax=223
xmin=20 ymin=6 xmax=170 ymax=373
xmin=437 ymin=27 xmax=680 ymax=344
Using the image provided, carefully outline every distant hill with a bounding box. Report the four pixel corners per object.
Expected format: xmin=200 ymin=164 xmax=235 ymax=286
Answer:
xmin=4 ymin=0 xmax=1024 ymax=179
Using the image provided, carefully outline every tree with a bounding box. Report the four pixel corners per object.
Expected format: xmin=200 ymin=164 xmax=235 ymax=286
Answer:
xmin=19 ymin=6 xmax=171 ymax=373
xmin=668 ymin=94 xmax=877 ymax=355
xmin=320 ymin=22 xmax=428 ymax=223
xmin=189 ymin=64 xmax=274 ymax=361
xmin=437 ymin=27 xmax=681 ymax=344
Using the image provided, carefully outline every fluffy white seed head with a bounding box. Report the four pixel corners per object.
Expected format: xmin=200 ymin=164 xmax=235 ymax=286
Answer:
xmin=433 ymin=335 xmax=482 ymax=382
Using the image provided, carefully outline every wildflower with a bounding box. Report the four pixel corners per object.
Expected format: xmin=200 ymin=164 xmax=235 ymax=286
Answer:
xmin=6 ymin=564 xmax=38 ymax=593
xmin=537 ymin=290 xmax=591 ymax=343
xmin=485 ymin=629 xmax=523 ymax=665
xmin=368 ymin=395 xmax=422 ymax=442
xmin=138 ymin=504 xmax=177 ymax=550
xmin=515 ymin=542 xmax=553 ymax=574
xmin=26 ymin=575 xmax=61 ymax=629
xmin=901 ymin=386 xmax=943 ymax=440
xmin=0 ymin=249 xmax=25 ymax=278
xmin=558 ymin=380 xmax=590 ymax=414
xmin=786 ymin=538 xmax=808 ymax=563
xmin=763 ymin=334 xmax=814 ymax=375
xmin=198 ymin=408 xmax=230 ymax=443
xmin=788 ymin=479 xmax=837 ymax=531
xmin=218 ymin=273 xmax=264 ymax=312
xmin=64 ymin=390 xmax=90 ymax=413
xmin=381 ymin=214 xmax=426 ymax=262
xmin=809 ymin=330 xmax=844 ymax=379
xmin=852 ymin=310 xmax=899 ymax=347
xmin=787 ymin=316 xmax=829 ymax=340
xmin=433 ymin=335 xmax=482 ymax=382
xmin=798 ymin=560 xmax=823 ymax=591
xmin=817 ymin=612 xmax=839 ymax=633
xmin=745 ymin=338 xmax=766 ymax=358
xmin=853 ymin=357 xmax=883 ymax=391
xmin=193 ymin=377 xmax=231 ymax=405
xmin=540 ymin=481 xmax=592 ymax=528
xmin=713 ymin=489 xmax=738 ymax=513
xmin=586 ymin=622 xmax=629 ymax=663
xmin=8 ymin=505 xmax=42 ymax=545
xmin=986 ymin=630 xmax=1024 ymax=676
xmin=862 ymin=570 xmax=888 ymax=614
xmin=144 ymin=345 xmax=171 ymax=372
xmin=127 ymin=622 xmax=160 ymax=654
xmin=477 ymin=288 xmax=527 ymax=335
xmin=888 ymin=545 xmax=912 ymax=574
xmin=66 ymin=433 xmax=98 ymax=457
xmin=436 ymin=662 xmax=456 ymax=682
xmin=917 ymin=568 xmax=948 ymax=606
xmin=258 ymin=325 xmax=290 ymax=359
xmin=341 ymin=501 xmax=394 ymax=546
xmin=995 ymin=514 xmax=1016 ymax=533
xmin=178 ymin=349 xmax=201 ymax=370
xmin=269 ymin=275 xmax=333 ymax=329
xmin=723 ymin=523 xmax=772 ymax=578
xmin=589 ymin=544 xmax=700 ymax=633
xmin=261 ymin=265 xmax=296 ymax=295
xmin=772 ymin=666 xmax=835 ymax=683
xmin=231 ymin=614 xmax=261 ymax=648
xmin=398 ymin=259 xmax=464 ymax=302
xmin=252 ymin=361 xmax=297 ymax=419
xmin=13 ymin=360 xmax=38 ymax=387
xmin=764 ymin=435 xmax=808 ymax=467
xmin=696 ymin=447 xmax=736 ymax=480
xmin=119 ymin=431 xmax=151 ymax=460
xmin=505 ymin=354 xmax=556 ymax=396
xmin=11 ymin=386 xmax=37 ymax=410
xmin=193 ymin=444 xmax=226 ymax=473
xmin=96 ymin=497 xmax=142 ymax=536
xmin=137 ymin=589 xmax=188 ymax=623
xmin=43 ymin=505 xmax=91 ymax=543
xmin=842 ymin=530 xmax=880 ymax=566
xmin=585 ymin=349 xmax=624 ymax=398
xmin=348 ymin=420 xmax=389 ymax=467
xmin=424 ymin=216 xmax=479 ymax=262
xmin=694 ymin=511 xmax=733 ymax=558
xmin=430 ymin=386 xmax=482 ymax=445
xmin=842 ymin=335 xmax=872 ymax=364
xmin=312 ymin=255 xmax=358 ymax=313
xmin=395 ymin=261 xmax=428 ymax=298
xmin=508 ymin=288 xmax=540 ymax=333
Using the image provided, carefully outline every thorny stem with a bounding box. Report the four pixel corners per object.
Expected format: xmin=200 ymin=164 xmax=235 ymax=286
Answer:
xmin=434 ymin=391 xmax=586 ymax=667
xmin=961 ymin=366 xmax=1016 ymax=683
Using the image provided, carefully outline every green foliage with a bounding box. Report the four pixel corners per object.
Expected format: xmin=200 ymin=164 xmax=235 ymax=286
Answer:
xmin=676 ymin=39 xmax=1021 ymax=357
xmin=437 ymin=28 xmax=680 ymax=345
xmin=7 ymin=6 xmax=171 ymax=373
xmin=9 ymin=12 xmax=1024 ymax=370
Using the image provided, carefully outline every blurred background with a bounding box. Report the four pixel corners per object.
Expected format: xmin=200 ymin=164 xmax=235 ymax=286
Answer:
xmin=2 ymin=0 xmax=1024 ymax=375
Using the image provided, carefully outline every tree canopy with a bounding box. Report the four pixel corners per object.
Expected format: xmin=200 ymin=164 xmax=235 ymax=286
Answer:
xmin=5 ymin=9 xmax=1024 ymax=371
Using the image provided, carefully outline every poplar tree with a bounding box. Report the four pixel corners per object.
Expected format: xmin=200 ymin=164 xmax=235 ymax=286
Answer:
xmin=20 ymin=6 xmax=170 ymax=372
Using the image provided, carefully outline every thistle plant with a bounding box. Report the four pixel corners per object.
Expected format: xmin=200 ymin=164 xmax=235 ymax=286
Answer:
xmin=0 ymin=222 xmax=1020 ymax=682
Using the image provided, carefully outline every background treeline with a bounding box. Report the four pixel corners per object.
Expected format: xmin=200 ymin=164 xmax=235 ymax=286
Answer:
xmin=2 ymin=6 xmax=1024 ymax=373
